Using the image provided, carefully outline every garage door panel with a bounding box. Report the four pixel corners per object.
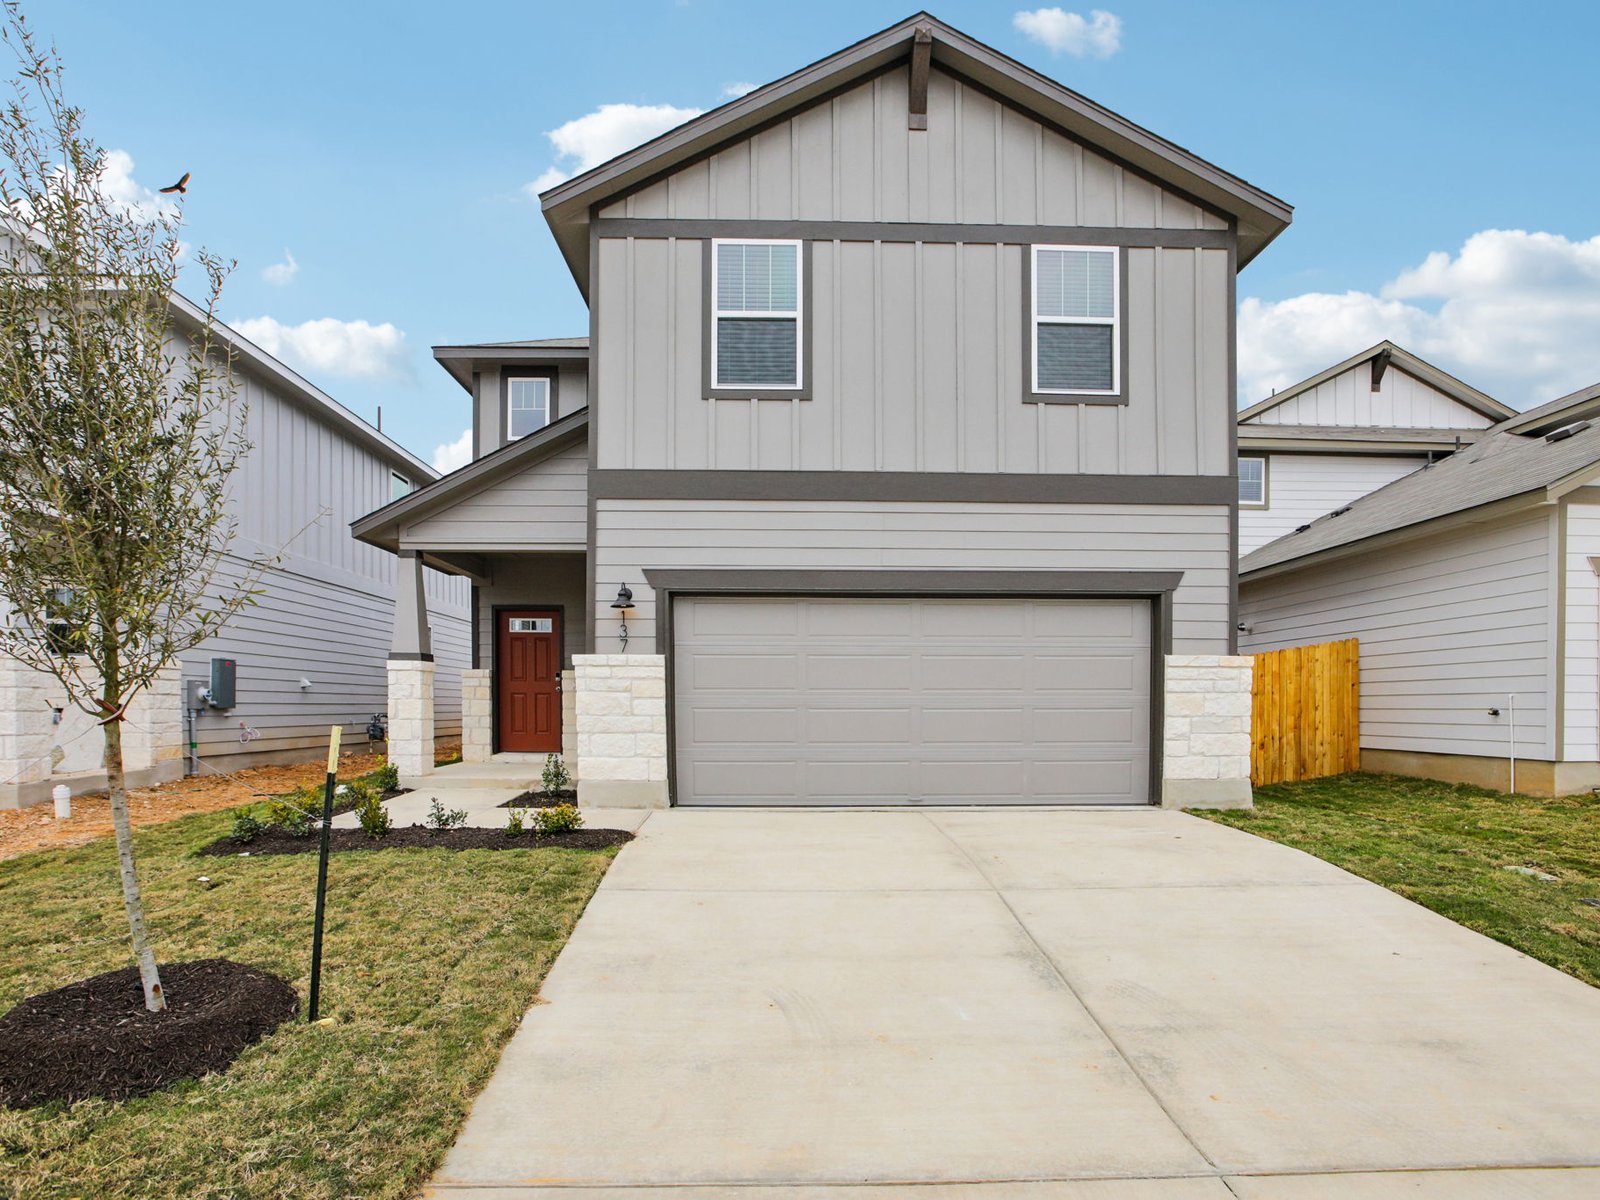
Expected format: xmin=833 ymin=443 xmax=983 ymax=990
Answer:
xmin=674 ymin=597 xmax=1151 ymax=806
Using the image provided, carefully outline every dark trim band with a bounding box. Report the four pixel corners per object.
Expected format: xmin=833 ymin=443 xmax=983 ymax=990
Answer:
xmin=386 ymin=652 xmax=435 ymax=663
xmin=595 ymin=217 xmax=1232 ymax=249
xmin=593 ymin=468 xmax=1234 ymax=505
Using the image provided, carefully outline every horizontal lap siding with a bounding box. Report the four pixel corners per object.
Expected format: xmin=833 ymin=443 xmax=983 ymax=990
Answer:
xmin=1562 ymin=503 xmax=1600 ymax=759
xmin=1239 ymin=454 xmax=1427 ymax=555
xmin=402 ymin=441 xmax=588 ymax=548
xmin=593 ymin=499 xmax=1231 ymax=655
xmin=1240 ymin=511 xmax=1557 ymax=759
xmin=1247 ymin=364 xmax=1492 ymax=429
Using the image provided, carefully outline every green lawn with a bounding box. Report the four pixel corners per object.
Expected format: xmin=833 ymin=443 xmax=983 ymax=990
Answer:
xmin=1203 ymin=772 xmax=1600 ymax=987
xmin=0 ymin=804 xmax=618 ymax=1199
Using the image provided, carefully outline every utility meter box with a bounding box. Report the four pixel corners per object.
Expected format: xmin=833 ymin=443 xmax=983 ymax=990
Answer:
xmin=208 ymin=657 xmax=237 ymax=709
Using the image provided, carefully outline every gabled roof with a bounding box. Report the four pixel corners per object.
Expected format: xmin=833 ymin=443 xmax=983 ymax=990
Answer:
xmin=539 ymin=12 xmax=1292 ymax=292
xmin=1239 ymin=422 xmax=1600 ymax=579
xmin=432 ymin=336 xmax=591 ymax=391
xmin=351 ymin=408 xmax=588 ymax=551
xmin=169 ymin=293 xmax=434 ymax=479
xmin=1237 ymin=341 xmax=1514 ymax=426
xmin=1492 ymin=380 xmax=1600 ymax=437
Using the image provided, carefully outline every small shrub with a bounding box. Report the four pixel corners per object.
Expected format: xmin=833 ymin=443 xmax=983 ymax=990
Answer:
xmin=541 ymin=753 xmax=571 ymax=799
xmin=340 ymin=779 xmax=375 ymax=808
xmin=230 ymin=809 xmax=266 ymax=844
xmin=371 ymin=761 xmax=400 ymax=793
xmin=534 ymin=803 xmax=583 ymax=835
xmin=427 ymin=798 xmax=468 ymax=831
xmin=504 ymin=808 xmax=527 ymax=838
xmin=264 ymin=795 xmax=314 ymax=839
xmin=355 ymin=791 xmax=391 ymax=839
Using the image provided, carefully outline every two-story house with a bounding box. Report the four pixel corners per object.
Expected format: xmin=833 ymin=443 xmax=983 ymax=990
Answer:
xmin=354 ymin=13 xmax=1291 ymax=810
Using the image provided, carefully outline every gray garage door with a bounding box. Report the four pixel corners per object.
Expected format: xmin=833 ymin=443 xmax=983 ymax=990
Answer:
xmin=671 ymin=596 xmax=1152 ymax=806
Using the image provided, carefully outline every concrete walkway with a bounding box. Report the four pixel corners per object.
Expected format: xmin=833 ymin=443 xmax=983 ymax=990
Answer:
xmin=425 ymin=808 xmax=1600 ymax=1198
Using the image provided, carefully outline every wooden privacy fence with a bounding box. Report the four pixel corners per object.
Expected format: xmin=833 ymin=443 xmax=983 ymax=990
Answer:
xmin=1250 ymin=638 xmax=1360 ymax=786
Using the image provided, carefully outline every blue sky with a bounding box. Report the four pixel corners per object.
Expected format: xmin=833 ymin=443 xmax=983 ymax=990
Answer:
xmin=42 ymin=1 xmax=1600 ymax=470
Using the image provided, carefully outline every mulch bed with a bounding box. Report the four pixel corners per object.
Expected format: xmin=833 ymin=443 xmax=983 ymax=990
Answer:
xmin=196 ymin=824 xmax=632 ymax=857
xmin=0 ymin=958 xmax=298 ymax=1108
xmin=496 ymin=789 xmax=578 ymax=808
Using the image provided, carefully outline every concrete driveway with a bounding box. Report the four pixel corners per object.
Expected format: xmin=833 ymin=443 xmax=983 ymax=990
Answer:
xmin=425 ymin=808 xmax=1600 ymax=1198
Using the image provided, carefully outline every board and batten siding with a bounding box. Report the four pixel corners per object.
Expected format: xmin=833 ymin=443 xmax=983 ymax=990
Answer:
xmin=600 ymin=67 xmax=1228 ymax=230
xmin=592 ymin=499 xmax=1231 ymax=655
xmin=401 ymin=440 xmax=588 ymax=549
xmin=1239 ymin=509 xmax=1559 ymax=760
xmin=1238 ymin=454 xmax=1427 ymax=555
xmin=1561 ymin=500 xmax=1600 ymax=760
xmin=1245 ymin=367 xmax=1492 ymax=430
xmin=595 ymin=237 xmax=1231 ymax=475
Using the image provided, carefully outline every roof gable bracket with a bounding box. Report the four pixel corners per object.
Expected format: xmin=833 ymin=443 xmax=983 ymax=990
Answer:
xmin=908 ymin=26 xmax=932 ymax=130
xmin=1370 ymin=347 xmax=1391 ymax=392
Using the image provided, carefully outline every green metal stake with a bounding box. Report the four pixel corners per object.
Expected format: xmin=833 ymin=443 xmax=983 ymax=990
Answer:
xmin=308 ymin=724 xmax=341 ymax=1021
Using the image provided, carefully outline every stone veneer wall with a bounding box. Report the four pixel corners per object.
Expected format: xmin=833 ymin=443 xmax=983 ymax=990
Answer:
xmin=387 ymin=659 xmax=436 ymax=784
xmin=1162 ymin=654 xmax=1253 ymax=810
xmin=573 ymin=654 xmax=666 ymax=807
xmin=461 ymin=668 xmax=491 ymax=764
xmin=561 ymin=670 xmax=579 ymax=781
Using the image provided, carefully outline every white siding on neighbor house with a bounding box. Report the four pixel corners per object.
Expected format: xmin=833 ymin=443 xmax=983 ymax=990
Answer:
xmin=1245 ymin=365 xmax=1492 ymax=430
xmin=400 ymin=441 xmax=588 ymax=550
xmin=1238 ymin=453 xmax=1429 ymax=555
xmin=592 ymin=499 xmax=1232 ymax=656
xmin=1240 ymin=509 xmax=1559 ymax=760
xmin=596 ymin=237 xmax=1232 ymax=476
xmin=599 ymin=66 xmax=1229 ymax=231
xmin=1561 ymin=500 xmax=1600 ymax=760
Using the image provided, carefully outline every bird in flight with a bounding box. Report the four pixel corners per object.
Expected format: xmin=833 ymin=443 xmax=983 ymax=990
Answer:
xmin=158 ymin=171 xmax=190 ymax=195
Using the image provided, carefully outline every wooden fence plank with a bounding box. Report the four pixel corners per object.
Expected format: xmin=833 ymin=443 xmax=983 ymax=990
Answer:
xmin=1250 ymin=638 xmax=1360 ymax=786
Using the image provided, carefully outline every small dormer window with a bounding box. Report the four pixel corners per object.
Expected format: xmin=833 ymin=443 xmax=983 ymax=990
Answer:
xmin=507 ymin=376 xmax=552 ymax=439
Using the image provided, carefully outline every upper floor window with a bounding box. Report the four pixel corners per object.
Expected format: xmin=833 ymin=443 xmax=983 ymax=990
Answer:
xmin=713 ymin=239 xmax=802 ymax=389
xmin=391 ymin=471 xmax=411 ymax=501
xmin=1031 ymin=245 xmax=1118 ymax=397
xmin=1238 ymin=456 xmax=1267 ymax=506
xmin=507 ymin=376 xmax=552 ymax=439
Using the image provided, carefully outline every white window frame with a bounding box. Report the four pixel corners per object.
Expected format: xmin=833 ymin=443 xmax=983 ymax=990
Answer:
xmin=390 ymin=471 xmax=410 ymax=501
xmin=506 ymin=375 xmax=552 ymax=440
xmin=711 ymin=238 xmax=803 ymax=391
xmin=1031 ymin=244 xmax=1120 ymax=397
xmin=1238 ymin=455 xmax=1268 ymax=507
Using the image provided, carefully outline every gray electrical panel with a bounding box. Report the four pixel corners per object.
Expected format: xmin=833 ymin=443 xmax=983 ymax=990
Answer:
xmin=208 ymin=657 xmax=237 ymax=709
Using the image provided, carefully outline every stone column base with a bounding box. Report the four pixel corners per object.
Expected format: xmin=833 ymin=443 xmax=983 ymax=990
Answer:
xmin=561 ymin=669 xmax=579 ymax=782
xmin=1162 ymin=653 xmax=1254 ymax=810
xmin=573 ymin=654 xmax=667 ymax=809
xmin=387 ymin=658 xmax=436 ymax=785
xmin=461 ymin=668 xmax=492 ymax=764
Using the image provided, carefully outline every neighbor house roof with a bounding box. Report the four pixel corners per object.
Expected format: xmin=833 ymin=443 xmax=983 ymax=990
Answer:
xmin=1236 ymin=341 xmax=1515 ymax=427
xmin=538 ymin=12 xmax=1292 ymax=292
xmin=432 ymin=336 xmax=591 ymax=391
xmin=351 ymin=407 xmax=589 ymax=553
xmin=1240 ymin=420 xmax=1600 ymax=579
xmin=1492 ymin=381 xmax=1600 ymax=437
xmin=169 ymin=293 xmax=434 ymax=479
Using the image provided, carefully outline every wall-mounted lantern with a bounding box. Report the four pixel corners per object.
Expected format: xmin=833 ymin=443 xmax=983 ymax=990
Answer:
xmin=611 ymin=583 xmax=635 ymax=652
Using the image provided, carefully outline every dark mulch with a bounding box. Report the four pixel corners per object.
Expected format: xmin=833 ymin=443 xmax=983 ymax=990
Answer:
xmin=0 ymin=958 xmax=298 ymax=1108
xmin=197 ymin=824 xmax=632 ymax=857
xmin=496 ymin=789 xmax=578 ymax=808
xmin=322 ymin=785 xmax=411 ymax=818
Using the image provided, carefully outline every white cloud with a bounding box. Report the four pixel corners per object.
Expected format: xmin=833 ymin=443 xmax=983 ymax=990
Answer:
xmin=721 ymin=81 xmax=758 ymax=99
xmin=525 ymin=102 xmax=705 ymax=198
xmin=1238 ymin=229 xmax=1600 ymax=410
xmin=262 ymin=250 xmax=299 ymax=286
xmin=1013 ymin=8 xmax=1123 ymax=58
xmin=98 ymin=149 xmax=180 ymax=222
xmin=232 ymin=315 xmax=412 ymax=381
xmin=432 ymin=427 xmax=473 ymax=474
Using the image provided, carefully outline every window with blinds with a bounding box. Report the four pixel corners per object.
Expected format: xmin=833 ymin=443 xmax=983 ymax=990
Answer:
xmin=713 ymin=240 xmax=801 ymax=389
xmin=1032 ymin=245 xmax=1118 ymax=395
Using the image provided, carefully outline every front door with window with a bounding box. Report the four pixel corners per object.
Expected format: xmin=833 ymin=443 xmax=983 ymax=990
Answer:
xmin=497 ymin=609 xmax=562 ymax=753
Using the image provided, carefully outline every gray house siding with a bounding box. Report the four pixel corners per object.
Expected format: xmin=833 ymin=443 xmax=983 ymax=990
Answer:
xmin=474 ymin=364 xmax=589 ymax=460
xmin=474 ymin=554 xmax=588 ymax=673
xmin=1239 ymin=509 xmax=1558 ymax=761
xmin=592 ymin=499 xmax=1231 ymax=656
xmin=400 ymin=440 xmax=588 ymax=549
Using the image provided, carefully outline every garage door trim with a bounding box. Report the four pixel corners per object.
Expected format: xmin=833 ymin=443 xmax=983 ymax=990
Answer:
xmin=647 ymin=569 xmax=1180 ymax=807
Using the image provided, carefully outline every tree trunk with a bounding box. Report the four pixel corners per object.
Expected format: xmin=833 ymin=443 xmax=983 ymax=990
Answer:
xmin=103 ymin=709 xmax=166 ymax=1012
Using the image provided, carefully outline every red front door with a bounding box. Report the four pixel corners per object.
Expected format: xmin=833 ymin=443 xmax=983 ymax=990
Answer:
xmin=497 ymin=609 xmax=561 ymax=753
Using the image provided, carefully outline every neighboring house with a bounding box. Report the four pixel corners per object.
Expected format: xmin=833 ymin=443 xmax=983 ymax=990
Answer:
xmin=354 ymin=13 xmax=1292 ymax=810
xmin=1239 ymin=379 xmax=1600 ymax=795
xmin=0 ymin=296 xmax=470 ymax=808
xmin=1237 ymin=342 xmax=1514 ymax=555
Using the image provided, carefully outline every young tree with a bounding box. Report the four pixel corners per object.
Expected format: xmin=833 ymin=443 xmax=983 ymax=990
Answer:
xmin=0 ymin=4 xmax=261 ymax=1012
